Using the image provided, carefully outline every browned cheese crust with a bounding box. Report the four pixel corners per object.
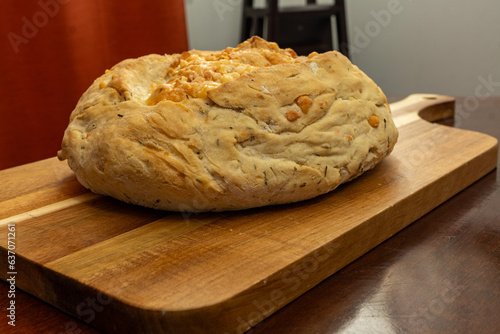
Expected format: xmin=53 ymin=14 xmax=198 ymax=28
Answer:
xmin=58 ymin=37 xmax=398 ymax=212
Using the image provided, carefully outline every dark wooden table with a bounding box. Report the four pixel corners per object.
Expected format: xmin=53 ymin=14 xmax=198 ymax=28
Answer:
xmin=1 ymin=96 xmax=499 ymax=334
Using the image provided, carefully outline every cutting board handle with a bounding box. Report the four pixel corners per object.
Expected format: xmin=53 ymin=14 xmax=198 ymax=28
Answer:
xmin=390 ymin=94 xmax=455 ymax=127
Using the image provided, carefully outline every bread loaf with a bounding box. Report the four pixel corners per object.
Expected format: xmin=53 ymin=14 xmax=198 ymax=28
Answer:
xmin=58 ymin=36 xmax=398 ymax=212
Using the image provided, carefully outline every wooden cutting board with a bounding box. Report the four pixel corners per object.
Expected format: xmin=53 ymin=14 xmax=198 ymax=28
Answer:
xmin=0 ymin=94 xmax=498 ymax=334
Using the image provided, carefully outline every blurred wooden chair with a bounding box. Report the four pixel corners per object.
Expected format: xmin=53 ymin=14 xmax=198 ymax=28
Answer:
xmin=0 ymin=0 xmax=188 ymax=170
xmin=241 ymin=0 xmax=349 ymax=57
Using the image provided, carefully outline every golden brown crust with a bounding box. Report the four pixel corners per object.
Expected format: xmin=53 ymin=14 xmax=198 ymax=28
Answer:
xmin=58 ymin=37 xmax=398 ymax=212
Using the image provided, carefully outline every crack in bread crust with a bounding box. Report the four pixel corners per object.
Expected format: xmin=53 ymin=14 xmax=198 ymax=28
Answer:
xmin=58 ymin=37 xmax=398 ymax=212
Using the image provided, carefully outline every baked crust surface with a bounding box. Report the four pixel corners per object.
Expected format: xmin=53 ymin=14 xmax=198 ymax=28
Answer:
xmin=58 ymin=37 xmax=398 ymax=212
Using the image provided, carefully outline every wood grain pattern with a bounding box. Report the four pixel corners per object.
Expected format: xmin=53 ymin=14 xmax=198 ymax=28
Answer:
xmin=0 ymin=95 xmax=498 ymax=334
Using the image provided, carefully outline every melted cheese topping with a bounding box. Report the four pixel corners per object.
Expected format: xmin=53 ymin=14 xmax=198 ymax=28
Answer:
xmin=146 ymin=37 xmax=301 ymax=105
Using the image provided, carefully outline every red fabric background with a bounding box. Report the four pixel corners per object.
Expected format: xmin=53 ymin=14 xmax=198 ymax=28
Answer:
xmin=0 ymin=0 xmax=188 ymax=170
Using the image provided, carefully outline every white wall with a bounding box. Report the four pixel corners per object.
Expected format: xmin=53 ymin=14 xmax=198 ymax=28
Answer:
xmin=184 ymin=0 xmax=500 ymax=97
xmin=345 ymin=0 xmax=500 ymax=97
xmin=184 ymin=0 xmax=242 ymax=51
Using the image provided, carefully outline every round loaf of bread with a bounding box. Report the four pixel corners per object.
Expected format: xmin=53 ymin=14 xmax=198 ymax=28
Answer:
xmin=58 ymin=37 xmax=398 ymax=212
